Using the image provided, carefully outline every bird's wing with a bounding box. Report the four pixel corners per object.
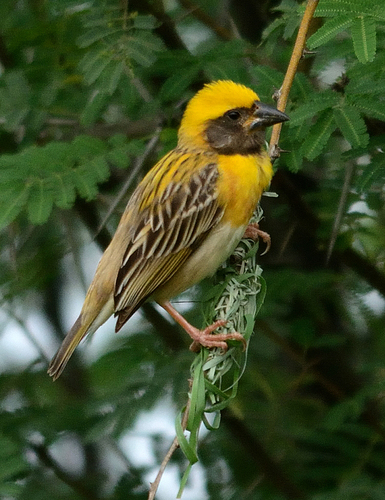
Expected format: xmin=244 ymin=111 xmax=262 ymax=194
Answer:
xmin=114 ymin=154 xmax=224 ymax=330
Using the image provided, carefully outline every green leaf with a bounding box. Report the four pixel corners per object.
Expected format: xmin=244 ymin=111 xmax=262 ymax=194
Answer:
xmin=81 ymin=91 xmax=109 ymax=126
xmin=78 ymin=49 xmax=106 ymax=75
xmin=351 ymin=15 xmax=376 ymax=63
xmin=77 ymin=27 xmax=122 ymax=48
xmin=250 ymin=65 xmax=285 ymax=97
xmin=187 ymin=356 xmax=206 ymax=434
xmin=88 ymin=156 xmax=110 ymax=182
xmin=0 ymin=483 xmax=22 ymax=496
xmin=80 ymin=51 xmax=112 ymax=86
xmin=291 ymin=73 xmax=313 ymax=101
xmin=0 ymin=454 xmax=27 ymax=482
xmin=74 ymin=157 xmax=109 ymax=200
xmin=27 ymin=179 xmax=54 ymax=224
xmin=72 ymin=169 xmax=99 ymax=200
xmin=314 ymin=0 xmax=383 ymax=18
xmin=301 ymin=109 xmax=337 ymax=160
xmin=0 ymin=70 xmax=31 ymax=132
xmin=97 ymin=60 xmax=124 ymax=95
xmin=307 ymin=15 xmax=352 ymax=48
xmin=0 ymin=184 xmax=29 ymax=229
xmin=289 ymin=92 xmax=339 ymax=126
xmin=333 ymin=106 xmax=369 ymax=147
xmin=159 ymin=66 xmax=200 ymax=102
xmin=285 ymin=148 xmax=304 ymax=172
xmin=126 ymin=32 xmax=164 ymax=67
xmin=175 ymin=410 xmax=198 ymax=464
xmin=356 ymin=153 xmax=385 ymax=192
xmin=292 ymin=119 xmax=313 ymax=141
xmin=349 ymin=95 xmax=385 ymax=121
xmin=49 ymin=173 xmax=76 ymax=209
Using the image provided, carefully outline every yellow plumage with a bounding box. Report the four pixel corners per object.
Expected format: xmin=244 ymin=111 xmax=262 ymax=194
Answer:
xmin=48 ymin=80 xmax=288 ymax=380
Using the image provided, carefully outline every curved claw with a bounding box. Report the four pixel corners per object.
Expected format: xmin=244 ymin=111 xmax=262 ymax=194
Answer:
xmin=244 ymin=222 xmax=271 ymax=255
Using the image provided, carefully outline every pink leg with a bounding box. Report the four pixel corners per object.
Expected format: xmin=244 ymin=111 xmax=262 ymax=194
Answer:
xmin=160 ymin=301 xmax=246 ymax=352
xmin=244 ymin=222 xmax=271 ymax=255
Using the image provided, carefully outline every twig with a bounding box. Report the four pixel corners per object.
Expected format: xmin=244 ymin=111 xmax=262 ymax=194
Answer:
xmin=32 ymin=444 xmax=97 ymax=500
xmin=269 ymin=0 xmax=319 ymax=160
xmin=3 ymin=307 xmax=51 ymax=363
xmin=326 ymin=161 xmax=355 ymax=263
xmin=148 ymin=399 xmax=191 ymax=500
xmin=178 ymin=0 xmax=232 ymax=40
xmin=96 ymin=128 xmax=162 ymax=236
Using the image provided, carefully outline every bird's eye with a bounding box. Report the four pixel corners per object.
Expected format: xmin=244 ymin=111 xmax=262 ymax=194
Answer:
xmin=226 ymin=110 xmax=241 ymax=121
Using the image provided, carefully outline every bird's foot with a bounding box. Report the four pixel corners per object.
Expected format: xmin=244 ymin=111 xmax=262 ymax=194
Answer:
xmin=244 ymin=222 xmax=271 ymax=255
xmin=188 ymin=320 xmax=246 ymax=352
xmin=160 ymin=301 xmax=245 ymax=352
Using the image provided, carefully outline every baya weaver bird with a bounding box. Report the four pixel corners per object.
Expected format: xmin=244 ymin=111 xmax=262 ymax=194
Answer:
xmin=48 ymin=80 xmax=289 ymax=380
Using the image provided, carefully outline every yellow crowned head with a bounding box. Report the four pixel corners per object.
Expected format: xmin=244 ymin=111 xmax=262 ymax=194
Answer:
xmin=178 ymin=80 xmax=260 ymax=149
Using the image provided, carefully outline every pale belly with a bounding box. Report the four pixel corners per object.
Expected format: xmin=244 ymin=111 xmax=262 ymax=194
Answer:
xmin=153 ymin=223 xmax=246 ymax=303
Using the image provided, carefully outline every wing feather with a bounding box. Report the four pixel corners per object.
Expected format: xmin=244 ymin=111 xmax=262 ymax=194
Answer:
xmin=114 ymin=155 xmax=223 ymax=329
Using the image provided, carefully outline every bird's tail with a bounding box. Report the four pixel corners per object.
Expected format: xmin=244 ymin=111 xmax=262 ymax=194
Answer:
xmin=47 ymin=297 xmax=113 ymax=380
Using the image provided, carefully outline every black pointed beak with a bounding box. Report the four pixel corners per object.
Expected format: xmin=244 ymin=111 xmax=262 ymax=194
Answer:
xmin=249 ymin=101 xmax=289 ymax=130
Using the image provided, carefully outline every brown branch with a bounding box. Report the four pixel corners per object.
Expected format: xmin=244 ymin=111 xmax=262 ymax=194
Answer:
xmin=148 ymin=399 xmax=191 ymax=500
xmin=178 ymin=0 xmax=233 ymax=40
xmin=96 ymin=129 xmax=161 ymax=236
xmin=32 ymin=444 xmax=98 ymax=500
xmin=272 ymin=170 xmax=385 ymax=299
xmin=326 ymin=162 xmax=355 ymax=263
xmin=150 ymin=0 xmax=188 ymax=49
xmin=338 ymin=247 xmax=385 ymax=298
xmin=40 ymin=117 xmax=160 ymax=142
xmin=269 ymin=0 xmax=319 ymax=160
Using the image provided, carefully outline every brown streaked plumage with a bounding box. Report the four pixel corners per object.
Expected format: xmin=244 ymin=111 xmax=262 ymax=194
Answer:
xmin=48 ymin=80 xmax=289 ymax=380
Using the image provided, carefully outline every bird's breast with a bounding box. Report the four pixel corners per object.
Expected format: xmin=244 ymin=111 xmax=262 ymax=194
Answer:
xmin=216 ymin=152 xmax=273 ymax=227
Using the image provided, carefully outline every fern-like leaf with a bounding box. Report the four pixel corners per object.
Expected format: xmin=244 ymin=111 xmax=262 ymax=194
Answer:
xmin=126 ymin=32 xmax=164 ymax=67
xmin=0 ymin=184 xmax=30 ymax=229
xmin=333 ymin=106 xmax=369 ymax=148
xmin=286 ymin=148 xmax=304 ymax=173
xmin=351 ymin=15 xmax=376 ymax=63
xmin=356 ymin=153 xmax=385 ymax=192
xmin=49 ymin=173 xmax=76 ymax=210
xmin=348 ymin=95 xmax=385 ymax=122
xmin=27 ymin=180 xmax=54 ymax=225
xmin=308 ymin=15 xmax=352 ymax=49
xmin=250 ymin=65 xmax=285 ymax=96
xmin=289 ymin=92 xmax=340 ymax=126
xmin=160 ymin=67 xmax=201 ymax=102
xmin=315 ymin=0 xmax=383 ymax=19
xmin=301 ymin=110 xmax=337 ymax=160
xmin=0 ymin=135 xmax=145 ymax=229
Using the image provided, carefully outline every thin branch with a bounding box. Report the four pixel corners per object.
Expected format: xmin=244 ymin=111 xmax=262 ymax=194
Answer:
xmin=40 ymin=117 xmax=160 ymax=141
xmin=96 ymin=128 xmax=162 ymax=236
xmin=326 ymin=161 xmax=355 ymax=263
xmin=31 ymin=444 xmax=97 ymax=500
xmin=273 ymin=170 xmax=385 ymax=298
xmin=148 ymin=399 xmax=191 ymax=500
xmin=258 ymin=319 xmax=385 ymax=443
xmin=178 ymin=0 xmax=233 ymax=40
xmin=3 ymin=307 xmax=51 ymax=363
xmin=269 ymin=0 xmax=319 ymax=160
xmin=150 ymin=0 xmax=187 ymax=50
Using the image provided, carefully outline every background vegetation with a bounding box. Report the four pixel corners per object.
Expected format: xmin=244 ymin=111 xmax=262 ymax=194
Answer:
xmin=1 ymin=0 xmax=385 ymax=498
